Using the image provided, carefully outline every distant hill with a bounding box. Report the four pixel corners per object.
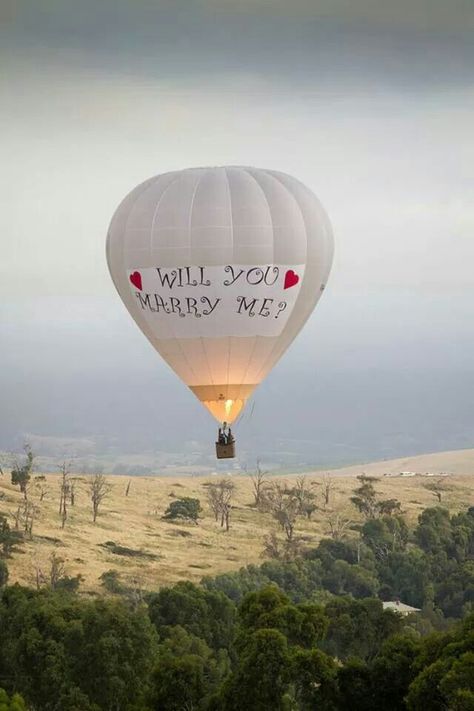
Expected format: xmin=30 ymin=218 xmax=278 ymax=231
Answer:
xmin=318 ymin=447 xmax=474 ymax=477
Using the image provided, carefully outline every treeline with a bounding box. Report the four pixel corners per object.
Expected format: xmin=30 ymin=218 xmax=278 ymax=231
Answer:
xmin=1 ymin=502 xmax=474 ymax=709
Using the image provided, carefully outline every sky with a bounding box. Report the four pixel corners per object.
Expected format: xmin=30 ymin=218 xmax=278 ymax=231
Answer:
xmin=1 ymin=0 xmax=473 ymax=468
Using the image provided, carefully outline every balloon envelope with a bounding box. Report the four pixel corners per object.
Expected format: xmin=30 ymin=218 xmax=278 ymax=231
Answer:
xmin=106 ymin=166 xmax=333 ymax=423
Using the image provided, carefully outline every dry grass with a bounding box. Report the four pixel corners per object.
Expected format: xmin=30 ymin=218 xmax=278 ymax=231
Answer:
xmin=1 ymin=466 xmax=473 ymax=594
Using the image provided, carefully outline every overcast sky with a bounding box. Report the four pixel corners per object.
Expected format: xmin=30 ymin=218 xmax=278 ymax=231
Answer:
xmin=1 ymin=1 xmax=473 ymax=466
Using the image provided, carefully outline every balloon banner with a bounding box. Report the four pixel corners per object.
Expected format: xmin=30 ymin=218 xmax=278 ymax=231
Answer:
xmin=128 ymin=264 xmax=305 ymax=338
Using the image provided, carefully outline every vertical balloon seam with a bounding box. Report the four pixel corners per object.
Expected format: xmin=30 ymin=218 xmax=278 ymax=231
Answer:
xmin=225 ymin=166 xmax=262 ymax=412
xmin=269 ymin=169 xmax=334 ymax=283
xmin=174 ymin=169 xmax=208 ymax=387
xmin=145 ymin=172 xmax=201 ymax=385
xmin=252 ymin=170 xmax=315 ymax=382
xmin=115 ymin=176 xmax=164 ymax=349
xmin=188 ymin=170 xmax=220 ymax=400
xmin=223 ymin=167 xmax=234 ymax=398
xmin=243 ymin=167 xmax=308 ymax=387
xmin=232 ymin=166 xmax=276 ymax=408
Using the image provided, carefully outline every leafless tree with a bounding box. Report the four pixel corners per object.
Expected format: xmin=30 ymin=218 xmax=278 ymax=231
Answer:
xmin=205 ymin=479 xmax=235 ymax=531
xmin=325 ymin=512 xmax=354 ymax=540
xmin=206 ymin=484 xmax=221 ymax=522
xmin=293 ymin=475 xmax=318 ymax=519
xmin=219 ymin=480 xmax=234 ymax=531
xmin=34 ymin=475 xmax=48 ymax=502
xmin=58 ymin=462 xmax=71 ymax=528
xmin=321 ymin=473 xmax=334 ymax=508
xmin=261 ymin=531 xmax=302 ymax=561
xmin=10 ymin=505 xmax=23 ymax=530
xmin=88 ymin=473 xmax=113 ymax=523
xmin=248 ymin=460 xmax=270 ymax=508
xmin=23 ymin=500 xmax=39 ymax=539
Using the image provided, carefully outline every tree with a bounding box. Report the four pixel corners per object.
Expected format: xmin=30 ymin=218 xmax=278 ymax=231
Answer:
xmin=423 ymin=478 xmax=451 ymax=504
xmin=220 ymin=629 xmax=290 ymax=710
xmin=321 ymin=472 xmax=334 ymax=508
xmin=324 ymin=512 xmax=354 ymax=540
xmin=351 ymin=475 xmax=381 ymax=519
xmin=293 ymin=476 xmax=318 ymax=519
xmin=58 ymin=461 xmax=70 ymax=528
xmin=205 ymin=480 xmax=235 ymax=531
xmin=361 ymin=516 xmax=408 ymax=561
xmin=0 ymin=587 xmax=159 ymax=710
xmin=351 ymin=475 xmax=401 ymax=520
xmin=88 ymin=473 xmax=112 ymax=523
xmin=48 ymin=551 xmax=67 ymax=589
xmin=150 ymin=628 xmax=228 ymax=711
xmin=249 ymin=460 xmax=269 ymax=508
xmin=0 ymin=516 xmax=22 ymax=557
xmin=34 ymin=475 xmax=48 ymax=502
xmin=205 ymin=483 xmax=222 ymax=522
xmin=378 ymin=498 xmax=402 ymax=516
xmin=10 ymin=444 xmax=34 ymax=496
xmin=371 ymin=634 xmax=421 ymax=711
xmin=163 ymin=497 xmax=201 ymax=524
xmin=0 ymin=559 xmax=8 ymax=587
xmin=261 ymin=532 xmax=301 ymax=562
xmin=291 ymin=647 xmax=338 ymax=710
xmin=147 ymin=581 xmax=236 ymax=651
xmin=263 ymin=482 xmax=300 ymax=542
xmin=0 ymin=689 xmax=28 ymax=710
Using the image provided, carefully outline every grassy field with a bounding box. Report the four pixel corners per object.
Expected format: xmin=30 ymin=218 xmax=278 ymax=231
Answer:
xmin=1 ymin=460 xmax=474 ymax=594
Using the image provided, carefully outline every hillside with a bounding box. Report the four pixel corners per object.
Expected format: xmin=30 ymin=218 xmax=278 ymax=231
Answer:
xmin=1 ymin=449 xmax=474 ymax=594
xmin=321 ymin=447 xmax=474 ymax=477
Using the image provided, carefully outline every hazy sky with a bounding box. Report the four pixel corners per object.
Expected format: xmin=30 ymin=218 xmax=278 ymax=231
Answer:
xmin=1 ymin=1 xmax=473 ymax=466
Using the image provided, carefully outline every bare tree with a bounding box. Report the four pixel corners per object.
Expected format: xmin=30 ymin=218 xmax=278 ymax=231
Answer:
xmin=219 ymin=480 xmax=234 ymax=532
xmin=262 ymin=482 xmax=300 ymax=542
xmin=34 ymin=475 xmax=48 ymax=502
xmin=58 ymin=462 xmax=70 ymax=528
xmin=205 ymin=479 xmax=235 ymax=531
xmin=10 ymin=505 xmax=23 ymax=530
xmin=205 ymin=484 xmax=221 ymax=522
xmin=23 ymin=501 xmax=39 ymax=539
xmin=248 ymin=460 xmax=269 ymax=508
xmin=325 ymin=512 xmax=354 ymax=540
xmin=261 ymin=531 xmax=302 ymax=561
xmin=88 ymin=473 xmax=113 ymax=523
xmin=69 ymin=477 xmax=82 ymax=507
xmin=321 ymin=473 xmax=334 ymax=508
xmin=293 ymin=475 xmax=318 ymax=519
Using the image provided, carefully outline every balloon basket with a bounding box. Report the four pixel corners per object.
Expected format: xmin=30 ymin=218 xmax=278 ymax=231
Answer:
xmin=215 ymin=441 xmax=236 ymax=459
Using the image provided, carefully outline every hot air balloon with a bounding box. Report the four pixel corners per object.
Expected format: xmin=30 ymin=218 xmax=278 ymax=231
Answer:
xmin=106 ymin=167 xmax=333 ymax=458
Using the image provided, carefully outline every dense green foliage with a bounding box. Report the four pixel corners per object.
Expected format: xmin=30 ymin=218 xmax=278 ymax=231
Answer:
xmin=0 ymin=688 xmax=27 ymax=711
xmin=163 ymin=497 xmax=202 ymax=523
xmin=1 ymin=503 xmax=474 ymax=709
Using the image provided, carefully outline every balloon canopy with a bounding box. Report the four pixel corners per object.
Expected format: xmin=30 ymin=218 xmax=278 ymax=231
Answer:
xmin=106 ymin=166 xmax=333 ymax=424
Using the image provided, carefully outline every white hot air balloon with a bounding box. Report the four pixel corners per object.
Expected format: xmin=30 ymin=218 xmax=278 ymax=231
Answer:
xmin=106 ymin=166 xmax=333 ymax=458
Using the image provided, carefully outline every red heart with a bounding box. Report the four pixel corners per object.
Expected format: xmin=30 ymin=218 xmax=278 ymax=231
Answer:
xmin=129 ymin=271 xmax=142 ymax=290
xmin=284 ymin=269 xmax=299 ymax=290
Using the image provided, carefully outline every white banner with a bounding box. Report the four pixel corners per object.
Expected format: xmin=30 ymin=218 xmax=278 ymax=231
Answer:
xmin=127 ymin=264 xmax=305 ymax=338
